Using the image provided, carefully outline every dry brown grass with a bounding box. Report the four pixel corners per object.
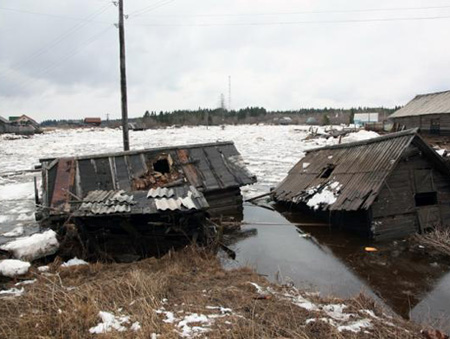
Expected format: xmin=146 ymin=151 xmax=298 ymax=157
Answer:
xmin=0 ymin=247 xmax=426 ymax=338
xmin=414 ymin=227 xmax=450 ymax=257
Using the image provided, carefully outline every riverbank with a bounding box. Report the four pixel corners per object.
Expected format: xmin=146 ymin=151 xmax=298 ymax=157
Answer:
xmin=0 ymin=247 xmax=431 ymax=338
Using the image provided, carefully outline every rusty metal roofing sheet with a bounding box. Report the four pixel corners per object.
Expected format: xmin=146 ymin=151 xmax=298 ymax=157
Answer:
xmin=274 ymin=130 xmax=420 ymax=212
xmin=390 ymin=90 xmax=450 ymax=118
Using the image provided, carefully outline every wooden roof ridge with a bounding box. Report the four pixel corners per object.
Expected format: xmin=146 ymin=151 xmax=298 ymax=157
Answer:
xmin=39 ymin=141 xmax=236 ymax=163
xmin=305 ymin=128 xmax=418 ymax=153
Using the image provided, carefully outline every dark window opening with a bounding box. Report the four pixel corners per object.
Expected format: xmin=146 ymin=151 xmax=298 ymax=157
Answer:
xmin=415 ymin=192 xmax=437 ymax=207
xmin=153 ymin=158 xmax=170 ymax=174
xmin=319 ymin=164 xmax=336 ymax=178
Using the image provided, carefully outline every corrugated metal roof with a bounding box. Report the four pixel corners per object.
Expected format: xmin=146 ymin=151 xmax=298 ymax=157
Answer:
xmin=41 ymin=141 xmax=256 ymax=216
xmin=274 ymin=129 xmax=442 ymax=212
xmin=390 ymin=90 xmax=450 ymax=118
xmin=75 ymin=185 xmax=209 ymax=216
xmin=152 ymin=186 xmax=207 ymax=211
xmin=147 ymin=187 xmax=175 ymax=198
xmin=78 ymin=190 xmax=135 ymax=215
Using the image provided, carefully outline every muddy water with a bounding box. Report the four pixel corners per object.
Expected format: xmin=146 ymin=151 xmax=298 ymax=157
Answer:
xmin=224 ymin=203 xmax=450 ymax=331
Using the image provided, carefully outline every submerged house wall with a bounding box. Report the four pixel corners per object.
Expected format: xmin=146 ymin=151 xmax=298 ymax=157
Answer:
xmin=371 ymin=144 xmax=450 ymax=240
xmin=273 ymin=129 xmax=450 ymax=241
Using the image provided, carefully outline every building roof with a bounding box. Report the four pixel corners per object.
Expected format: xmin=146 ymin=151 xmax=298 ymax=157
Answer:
xmin=273 ymin=129 xmax=450 ymax=212
xmin=354 ymin=113 xmax=379 ymax=123
xmin=0 ymin=116 xmax=10 ymax=124
xmin=84 ymin=117 xmax=101 ymax=123
xmin=40 ymin=141 xmax=256 ymax=216
xmin=390 ymin=90 xmax=450 ymax=118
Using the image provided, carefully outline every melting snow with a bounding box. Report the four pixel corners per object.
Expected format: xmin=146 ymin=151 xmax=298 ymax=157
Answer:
xmin=307 ymin=187 xmax=337 ymax=210
xmin=0 ymin=259 xmax=30 ymax=277
xmin=0 ymin=287 xmax=25 ymax=297
xmin=2 ymin=226 xmax=24 ymax=237
xmin=89 ymin=311 xmax=131 ymax=334
xmin=15 ymin=279 xmax=36 ymax=286
xmin=0 ymin=230 xmax=59 ymax=261
xmin=61 ymin=257 xmax=88 ymax=267
xmin=37 ymin=265 xmax=50 ymax=272
xmin=338 ymin=319 xmax=372 ymax=332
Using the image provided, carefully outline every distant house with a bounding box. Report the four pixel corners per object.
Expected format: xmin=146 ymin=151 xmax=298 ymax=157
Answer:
xmin=128 ymin=121 xmax=146 ymax=131
xmin=84 ymin=117 xmax=102 ymax=126
xmin=1 ymin=115 xmax=41 ymax=135
xmin=0 ymin=116 xmax=11 ymax=134
xmin=306 ymin=117 xmax=318 ymax=125
xmin=273 ymin=129 xmax=450 ymax=240
xmin=279 ymin=117 xmax=293 ymax=125
xmin=389 ymin=90 xmax=450 ymax=135
xmin=9 ymin=115 xmax=40 ymax=129
xmin=353 ymin=113 xmax=379 ymax=127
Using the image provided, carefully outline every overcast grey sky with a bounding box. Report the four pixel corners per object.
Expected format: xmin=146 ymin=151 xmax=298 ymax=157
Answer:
xmin=1 ymin=0 xmax=450 ymax=121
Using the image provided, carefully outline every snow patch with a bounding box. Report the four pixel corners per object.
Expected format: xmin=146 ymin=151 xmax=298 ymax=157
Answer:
xmin=338 ymin=319 xmax=372 ymax=332
xmin=342 ymin=130 xmax=379 ymax=143
xmin=15 ymin=279 xmax=36 ymax=286
xmin=38 ymin=265 xmax=50 ymax=272
xmin=2 ymin=226 xmax=24 ymax=237
xmin=0 ymin=230 xmax=59 ymax=261
xmin=61 ymin=257 xmax=88 ymax=267
xmin=307 ymin=187 xmax=337 ymax=210
xmin=89 ymin=311 xmax=130 ymax=334
xmin=0 ymin=259 xmax=30 ymax=277
xmin=0 ymin=287 xmax=24 ymax=297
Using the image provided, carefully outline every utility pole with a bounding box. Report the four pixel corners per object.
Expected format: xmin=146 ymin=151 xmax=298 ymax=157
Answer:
xmin=228 ymin=75 xmax=231 ymax=111
xmin=118 ymin=0 xmax=130 ymax=151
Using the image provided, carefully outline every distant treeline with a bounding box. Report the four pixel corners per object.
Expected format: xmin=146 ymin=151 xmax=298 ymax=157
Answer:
xmin=41 ymin=106 xmax=399 ymax=127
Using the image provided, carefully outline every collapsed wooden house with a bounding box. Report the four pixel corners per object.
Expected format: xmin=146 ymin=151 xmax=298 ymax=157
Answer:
xmin=37 ymin=141 xmax=256 ymax=250
xmin=273 ymin=129 xmax=450 ymax=240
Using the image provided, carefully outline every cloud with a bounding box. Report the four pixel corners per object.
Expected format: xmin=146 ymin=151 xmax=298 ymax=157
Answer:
xmin=1 ymin=0 xmax=450 ymax=121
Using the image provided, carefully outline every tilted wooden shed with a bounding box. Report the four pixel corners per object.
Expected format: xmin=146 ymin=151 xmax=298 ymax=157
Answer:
xmin=274 ymin=129 xmax=450 ymax=240
xmin=37 ymin=141 xmax=256 ymax=231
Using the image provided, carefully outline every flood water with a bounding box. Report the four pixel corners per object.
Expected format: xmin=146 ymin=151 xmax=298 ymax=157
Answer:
xmin=224 ymin=203 xmax=450 ymax=331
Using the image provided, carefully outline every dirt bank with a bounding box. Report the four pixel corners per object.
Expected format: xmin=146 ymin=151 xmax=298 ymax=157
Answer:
xmin=0 ymin=247 xmax=440 ymax=338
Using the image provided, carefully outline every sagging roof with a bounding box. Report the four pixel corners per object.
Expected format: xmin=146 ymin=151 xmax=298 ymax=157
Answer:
xmin=40 ymin=141 xmax=256 ymax=216
xmin=390 ymin=90 xmax=450 ymax=118
xmin=74 ymin=185 xmax=209 ymax=217
xmin=273 ymin=129 xmax=450 ymax=212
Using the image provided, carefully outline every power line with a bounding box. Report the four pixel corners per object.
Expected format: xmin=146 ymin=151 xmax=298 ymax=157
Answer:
xmin=8 ymin=26 xmax=114 ymax=95
xmin=0 ymin=6 xmax=111 ymax=24
xmin=2 ymin=3 xmax=113 ymax=75
xmin=137 ymin=4 xmax=450 ymax=18
xmin=127 ymin=0 xmax=175 ymax=19
xmin=131 ymin=14 xmax=450 ymax=27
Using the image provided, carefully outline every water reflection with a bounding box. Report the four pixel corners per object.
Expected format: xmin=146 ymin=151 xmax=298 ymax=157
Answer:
xmin=225 ymin=203 xmax=450 ymax=330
